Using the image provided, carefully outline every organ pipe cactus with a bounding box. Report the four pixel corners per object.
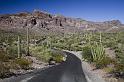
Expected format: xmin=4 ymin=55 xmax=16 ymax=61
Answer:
xmin=91 ymin=42 xmax=106 ymax=63
xmin=90 ymin=31 xmax=106 ymax=63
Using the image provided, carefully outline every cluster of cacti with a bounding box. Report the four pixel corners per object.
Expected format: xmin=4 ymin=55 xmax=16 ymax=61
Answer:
xmin=91 ymin=42 xmax=106 ymax=63
xmin=90 ymin=32 xmax=105 ymax=62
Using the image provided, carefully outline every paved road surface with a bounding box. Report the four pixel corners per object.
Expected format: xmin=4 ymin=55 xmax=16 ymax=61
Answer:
xmin=1 ymin=51 xmax=87 ymax=82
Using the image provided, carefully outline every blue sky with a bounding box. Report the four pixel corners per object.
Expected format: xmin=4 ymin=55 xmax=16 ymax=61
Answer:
xmin=0 ymin=0 xmax=124 ymax=23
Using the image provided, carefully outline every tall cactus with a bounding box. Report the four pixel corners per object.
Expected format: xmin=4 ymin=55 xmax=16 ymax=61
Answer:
xmin=26 ymin=27 xmax=30 ymax=56
xmin=99 ymin=31 xmax=102 ymax=44
xmin=88 ymin=32 xmax=92 ymax=45
xmin=91 ymin=42 xmax=105 ymax=63
xmin=17 ymin=35 xmax=21 ymax=58
xmin=90 ymin=31 xmax=106 ymax=63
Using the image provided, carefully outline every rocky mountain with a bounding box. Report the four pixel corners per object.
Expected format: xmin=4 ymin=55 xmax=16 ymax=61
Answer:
xmin=0 ymin=10 xmax=124 ymax=35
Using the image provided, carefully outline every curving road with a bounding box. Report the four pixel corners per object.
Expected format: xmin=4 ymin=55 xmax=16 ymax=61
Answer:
xmin=1 ymin=51 xmax=87 ymax=82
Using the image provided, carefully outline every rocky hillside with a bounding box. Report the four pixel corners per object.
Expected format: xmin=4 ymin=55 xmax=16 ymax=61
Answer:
xmin=0 ymin=10 xmax=124 ymax=35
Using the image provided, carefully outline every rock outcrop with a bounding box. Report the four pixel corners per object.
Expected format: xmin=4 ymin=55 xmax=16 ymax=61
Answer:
xmin=0 ymin=10 xmax=124 ymax=35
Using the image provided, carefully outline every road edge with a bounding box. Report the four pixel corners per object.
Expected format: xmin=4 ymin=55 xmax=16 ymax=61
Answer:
xmin=64 ymin=50 xmax=106 ymax=82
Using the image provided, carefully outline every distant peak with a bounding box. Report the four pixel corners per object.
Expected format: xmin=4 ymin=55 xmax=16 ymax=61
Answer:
xmin=33 ymin=9 xmax=49 ymax=14
xmin=104 ymin=20 xmax=121 ymax=26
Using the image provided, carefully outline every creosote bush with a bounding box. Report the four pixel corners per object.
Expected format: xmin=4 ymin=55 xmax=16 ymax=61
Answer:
xmin=0 ymin=62 xmax=11 ymax=78
xmin=14 ymin=58 xmax=32 ymax=70
xmin=82 ymin=45 xmax=92 ymax=62
xmin=95 ymin=56 xmax=112 ymax=68
xmin=114 ymin=63 xmax=124 ymax=73
xmin=0 ymin=50 xmax=12 ymax=62
xmin=51 ymin=52 xmax=64 ymax=63
xmin=30 ymin=46 xmax=52 ymax=62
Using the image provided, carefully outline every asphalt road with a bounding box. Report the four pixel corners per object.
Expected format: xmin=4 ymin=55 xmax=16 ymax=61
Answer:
xmin=1 ymin=51 xmax=87 ymax=82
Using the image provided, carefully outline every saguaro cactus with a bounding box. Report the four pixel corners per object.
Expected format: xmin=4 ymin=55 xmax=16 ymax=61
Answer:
xmin=26 ymin=27 xmax=30 ymax=56
xmin=26 ymin=18 xmax=37 ymax=56
xmin=17 ymin=35 xmax=21 ymax=58
xmin=99 ymin=31 xmax=102 ymax=44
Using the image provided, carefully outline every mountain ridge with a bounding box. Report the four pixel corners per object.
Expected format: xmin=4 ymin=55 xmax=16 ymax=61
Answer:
xmin=0 ymin=10 xmax=124 ymax=35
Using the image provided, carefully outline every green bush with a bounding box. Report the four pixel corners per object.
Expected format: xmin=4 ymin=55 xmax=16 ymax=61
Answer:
xmin=114 ymin=63 xmax=124 ymax=73
xmin=5 ymin=45 xmax=19 ymax=58
xmin=114 ymin=49 xmax=124 ymax=75
xmin=15 ymin=58 xmax=32 ymax=70
xmin=52 ymin=53 xmax=63 ymax=63
xmin=115 ymin=48 xmax=122 ymax=54
xmin=30 ymin=46 xmax=52 ymax=62
xmin=82 ymin=46 xmax=93 ymax=62
xmin=95 ymin=56 xmax=112 ymax=68
xmin=0 ymin=50 xmax=13 ymax=62
xmin=41 ymin=50 xmax=52 ymax=62
xmin=0 ymin=62 xmax=10 ymax=78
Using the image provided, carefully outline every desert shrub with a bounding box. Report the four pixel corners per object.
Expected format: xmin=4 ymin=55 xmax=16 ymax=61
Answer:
xmin=74 ymin=46 xmax=83 ymax=51
xmin=59 ymin=43 xmax=67 ymax=49
xmin=103 ymin=67 xmax=114 ymax=73
xmin=114 ymin=50 xmax=124 ymax=76
xmin=0 ymin=62 xmax=11 ymax=78
xmin=0 ymin=50 xmax=13 ymax=62
xmin=111 ymin=45 xmax=118 ymax=50
xmin=114 ymin=63 xmax=124 ymax=73
xmin=115 ymin=48 xmax=124 ymax=63
xmin=41 ymin=50 xmax=52 ymax=62
xmin=115 ymin=48 xmax=122 ymax=54
xmin=68 ymin=44 xmax=83 ymax=51
xmin=95 ymin=56 xmax=112 ymax=68
xmin=113 ymin=61 xmax=124 ymax=77
xmin=30 ymin=46 xmax=52 ymax=62
xmin=52 ymin=43 xmax=66 ymax=49
xmin=7 ymin=45 xmax=18 ymax=57
xmin=14 ymin=58 xmax=32 ymax=70
xmin=104 ymin=40 xmax=117 ymax=49
xmin=51 ymin=52 xmax=64 ymax=63
xmin=82 ymin=45 xmax=93 ymax=62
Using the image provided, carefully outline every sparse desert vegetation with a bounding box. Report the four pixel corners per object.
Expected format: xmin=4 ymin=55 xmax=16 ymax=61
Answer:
xmin=0 ymin=10 xmax=124 ymax=82
xmin=0 ymin=28 xmax=124 ymax=81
